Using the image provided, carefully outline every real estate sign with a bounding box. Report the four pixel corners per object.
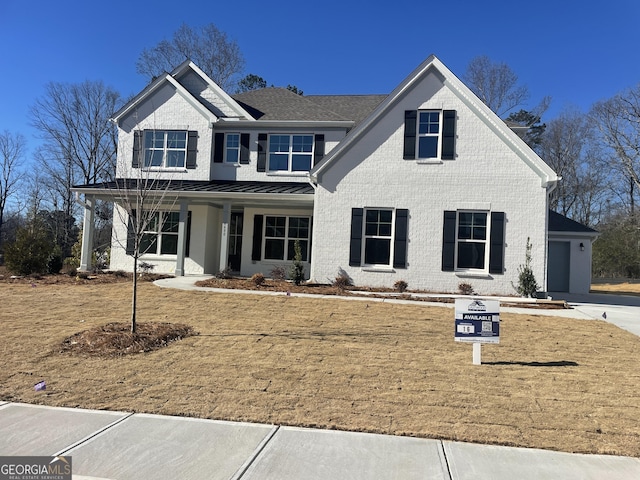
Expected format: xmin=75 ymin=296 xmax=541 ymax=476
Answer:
xmin=454 ymin=299 xmax=500 ymax=344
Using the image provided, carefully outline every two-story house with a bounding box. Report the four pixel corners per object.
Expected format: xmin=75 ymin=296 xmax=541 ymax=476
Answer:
xmin=73 ymin=55 xmax=574 ymax=296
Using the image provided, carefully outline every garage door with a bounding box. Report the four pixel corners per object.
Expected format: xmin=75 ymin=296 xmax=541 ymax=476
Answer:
xmin=548 ymin=241 xmax=570 ymax=292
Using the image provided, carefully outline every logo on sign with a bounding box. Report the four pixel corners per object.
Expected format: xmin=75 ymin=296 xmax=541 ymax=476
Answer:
xmin=468 ymin=300 xmax=486 ymax=312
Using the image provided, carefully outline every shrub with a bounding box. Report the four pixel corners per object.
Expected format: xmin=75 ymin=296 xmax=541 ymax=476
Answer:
xmin=270 ymin=265 xmax=286 ymax=281
xmin=113 ymin=270 xmax=127 ymax=278
xmin=61 ymin=258 xmax=78 ymax=276
xmin=251 ymin=272 xmax=265 ymax=286
xmin=138 ymin=262 xmax=155 ymax=275
xmin=47 ymin=245 xmax=64 ymax=274
xmin=394 ymin=280 xmax=408 ymax=293
xmin=458 ymin=282 xmax=474 ymax=295
xmin=289 ymin=239 xmax=305 ymax=285
xmin=333 ymin=273 xmax=353 ymax=290
xmin=513 ymin=238 xmax=539 ymax=297
xmin=4 ymin=223 xmax=55 ymax=276
xmin=215 ymin=266 xmax=233 ymax=279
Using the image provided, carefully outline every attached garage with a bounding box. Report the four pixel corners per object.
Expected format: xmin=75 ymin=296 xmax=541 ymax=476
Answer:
xmin=547 ymin=211 xmax=599 ymax=294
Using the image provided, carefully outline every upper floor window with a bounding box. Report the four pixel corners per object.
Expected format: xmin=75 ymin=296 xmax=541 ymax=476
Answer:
xmin=225 ymin=133 xmax=240 ymax=163
xmin=418 ymin=111 xmax=440 ymax=159
xmin=144 ymin=131 xmax=187 ymax=168
xmin=268 ymin=134 xmax=314 ymax=172
xmin=403 ymin=110 xmax=456 ymax=161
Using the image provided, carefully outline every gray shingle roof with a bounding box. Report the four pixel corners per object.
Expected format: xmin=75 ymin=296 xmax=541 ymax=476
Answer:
xmin=232 ymin=88 xmax=386 ymax=124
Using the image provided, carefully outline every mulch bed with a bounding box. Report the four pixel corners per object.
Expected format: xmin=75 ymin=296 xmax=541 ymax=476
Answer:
xmin=60 ymin=322 xmax=198 ymax=357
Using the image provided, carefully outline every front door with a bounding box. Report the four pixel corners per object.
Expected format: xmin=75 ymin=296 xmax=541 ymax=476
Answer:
xmin=228 ymin=212 xmax=243 ymax=272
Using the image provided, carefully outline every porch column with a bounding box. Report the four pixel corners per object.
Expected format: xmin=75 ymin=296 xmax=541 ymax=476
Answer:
xmin=219 ymin=202 xmax=231 ymax=272
xmin=79 ymin=195 xmax=95 ymax=271
xmin=175 ymin=200 xmax=189 ymax=277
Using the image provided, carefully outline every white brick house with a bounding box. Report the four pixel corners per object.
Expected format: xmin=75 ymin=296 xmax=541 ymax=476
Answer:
xmin=73 ymin=55 xmax=565 ymax=296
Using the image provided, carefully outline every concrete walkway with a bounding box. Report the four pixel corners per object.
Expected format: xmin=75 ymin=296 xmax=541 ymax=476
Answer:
xmin=156 ymin=276 xmax=640 ymax=337
xmin=1 ymin=402 xmax=638 ymax=479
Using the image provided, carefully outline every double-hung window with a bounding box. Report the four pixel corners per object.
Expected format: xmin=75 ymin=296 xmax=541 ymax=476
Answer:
xmin=364 ymin=209 xmax=394 ymax=266
xmin=268 ymin=134 xmax=314 ymax=172
xmin=263 ymin=215 xmax=310 ymax=261
xmin=404 ymin=110 xmax=456 ymax=160
xmin=144 ymin=130 xmax=187 ymax=168
xmin=456 ymin=212 xmax=487 ymax=270
xmin=225 ymin=133 xmax=240 ymax=163
xmin=417 ymin=111 xmax=441 ymax=159
xmin=140 ymin=211 xmax=180 ymax=255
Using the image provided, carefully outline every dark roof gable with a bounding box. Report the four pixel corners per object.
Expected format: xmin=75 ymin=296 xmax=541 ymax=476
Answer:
xmin=548 ymin=210 xmax=598 ymax=233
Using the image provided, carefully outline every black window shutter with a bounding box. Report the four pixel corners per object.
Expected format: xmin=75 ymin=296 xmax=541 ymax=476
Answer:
xmin=240 ymin=133 xmax=250 ymax=164
xmin=186 ymin=131 xmax=198 ymax=169
xmin=185 ymin=211 xmax=192 ymax=258
xmin=442 ymin=110 xmax=456 ymax=160
xmin=489 ymin=211 xmax=506 ymax=274
xmin=313 ymin=134 xmax=325 ymax=166
xmin=257 ymin=133 xmax=267 ymax=172
xmin=213 ymin=132 xmax=224 ymax=163
xmin=403 ymin=110 xmax=417 ymax=159
xmin=126 ymin=209 xmax=136 ymax=255
xmin=132 ymin=131 xmax=142 ymax=168
xmin=252 ymin=214 xmax=263 ymax=261
xmin=442 ymin=210 xmax=457 ymax=271
xmin=393 ymin=209 xmax=409 ymax=269
xmin=349 ymin=208 xmax=364 ymax=266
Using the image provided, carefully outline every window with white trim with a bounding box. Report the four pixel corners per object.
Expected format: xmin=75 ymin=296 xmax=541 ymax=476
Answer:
xmin=140 ymin=211 xmax=180 ymax=255
xmin=143 ymin=130 xmax=187 ymax=168
xmin=225 ymin=133 xmax=240 ymax=163
xmin=417 ymin=111 xmax=441 ymax=159
xmin=263 ymin=215 xmax=310 ymax=261
xmin=268 ymin=134 xmax=314 ymax=172
xmin=363 ymin=209 xmax=394 ymax=266
xmin=456 ymin=211 xmax=488 ymax=270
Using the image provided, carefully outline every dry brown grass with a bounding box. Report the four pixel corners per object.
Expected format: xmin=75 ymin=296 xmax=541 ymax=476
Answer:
xmin=591 ymin=279 xmax=640 ymax=296
xmin=1 ymin=280 xmax=639 ymax=457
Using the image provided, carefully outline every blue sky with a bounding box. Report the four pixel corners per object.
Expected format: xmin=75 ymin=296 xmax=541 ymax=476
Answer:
xmin=2 ymin=0 xmax=640 ymax=158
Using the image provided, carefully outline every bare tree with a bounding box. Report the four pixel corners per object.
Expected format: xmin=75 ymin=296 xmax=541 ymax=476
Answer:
xmin=592 ymin=86 xmax=640 ymax=215
xmin=136 ymin=23 xmax=245 ymax=91
xmin=464 ymin=55 xmax=531 ymax=117
xmin=103 ymin=130 xmax=180 ymax=333
xmin=0 ymin=131 xmax=25 ymax=250
xmin=29 ymin=80 xmax=120 ymax=256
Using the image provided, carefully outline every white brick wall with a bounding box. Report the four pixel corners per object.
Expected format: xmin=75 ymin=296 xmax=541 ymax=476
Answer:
xmin=310 ymin=71 xmax=550 ymax=296
xmin=116 ymin=83 xmax=213 ymax=181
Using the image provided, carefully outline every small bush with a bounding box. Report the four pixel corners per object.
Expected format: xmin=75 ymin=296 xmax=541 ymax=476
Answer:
xmin=76 ymin=271 xmax=90 ymax=280
xmin=215 ymin=266 xmax=233 ymax=279
xmin=4 ymin=223 xmax=55 ymax=276
xmin=458 ymin=282 xmax=474 ymax=295
xmin=47 ymin=245 xmax=63 ymax=274
xmin=138 ymin=262 xmax=155 ymax=275
xmin=333 ymin=273 xmax=352 ymax=290
xmin=251 ymin=272 xmax=265 ymax=286
xmin=113 ymin=270 xmax=127 ymax=278
xmin=289 ymin=239 xmax=305 ymax=286
xmin=61 ymin=258 xmax=78 ymax=276
xmin=270 ymin=265 xmax=287 ymax=281
xmin=513 ymin=238 xmax=540 ymax=297
xmin=394 ymin=280 xmax=408 ymax=293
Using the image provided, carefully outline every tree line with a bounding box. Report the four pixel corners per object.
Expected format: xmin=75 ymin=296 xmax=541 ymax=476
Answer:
xmin=1 ymin=25 xmax=639 ymax=278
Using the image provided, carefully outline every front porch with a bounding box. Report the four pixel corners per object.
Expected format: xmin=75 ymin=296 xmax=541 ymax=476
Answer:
xmin=72 ymin=180 xmax=315 ymax=278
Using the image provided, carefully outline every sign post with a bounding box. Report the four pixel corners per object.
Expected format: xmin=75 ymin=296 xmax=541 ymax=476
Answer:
xmin=455 ymin=299 xmax=500 ymax=365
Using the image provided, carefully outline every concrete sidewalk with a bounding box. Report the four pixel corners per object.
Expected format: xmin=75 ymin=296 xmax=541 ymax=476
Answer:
xmin=1 ymin=402 xmax=638 ymax=479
